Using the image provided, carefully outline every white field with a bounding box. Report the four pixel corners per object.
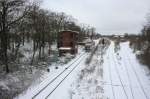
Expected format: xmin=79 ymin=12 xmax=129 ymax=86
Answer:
xmin=16 ymin=40 xmax=150 ymax=99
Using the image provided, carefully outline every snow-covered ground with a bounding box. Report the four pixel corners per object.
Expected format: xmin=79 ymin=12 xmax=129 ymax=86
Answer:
xmin=15 ymin=51 xmax=86 ymax=99
xmin=14 ymin=39 xmax=99 ymax=99
xmin=71 ymin=40 xmax=109 ymax=99
xmin=15 ymin=40 xmax=150 ymax=99
xmin=71 ymin=41 xmax=150 ymax=99
xmin=103 ymin=41 xmax=150 ymax=99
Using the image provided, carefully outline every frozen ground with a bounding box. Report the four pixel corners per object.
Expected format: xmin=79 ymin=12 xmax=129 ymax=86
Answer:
xmin=72 ymin=41 xmax=150 ymax=99
xmin=15 ymin=43 xmax=88 ymax=99
xmin=16 ymin=40 xmax=150 ymax=99
xmin=103 ymin=41 xmax=150 ymax=99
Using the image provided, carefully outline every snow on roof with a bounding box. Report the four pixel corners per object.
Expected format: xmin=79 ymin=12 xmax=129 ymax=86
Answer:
xmin=84 ymin=38 xmax=93 ymax=43
xmin=59 ymin=47 xmax=72 ymax=50
xmin=59 ymin=30 xmax=79 ymax=34
xmin=85 ymin=43 xmax=92 ymax=46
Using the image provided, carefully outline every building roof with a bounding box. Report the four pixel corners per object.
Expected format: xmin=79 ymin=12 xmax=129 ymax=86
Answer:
xmin=59 ymin=47 xmax=72 ymax=50
xmin=83 ymin=38 xmax=93 ymax=43
xmin=59 ymin=30 xmax=79 ymax=34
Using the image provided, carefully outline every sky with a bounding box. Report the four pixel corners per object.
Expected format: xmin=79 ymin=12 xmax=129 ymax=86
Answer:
xmin=41 ymin=0 xmax=150 ymax=35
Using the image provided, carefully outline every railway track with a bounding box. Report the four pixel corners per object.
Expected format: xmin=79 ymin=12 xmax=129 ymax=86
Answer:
xmin=124 ymin=47 xmax=149 ymax=99
xmin=107 ymin=46 xmax=116 ymax=99
xmin=103 ymin=42 xmax=149 ymax=99
xmin=45 ymin=54 xmax=87 ymax=99
xmin=32 ymin=52 xmax=86 ymax=99
xmin=111 ymin=44 xmax=129 ymax=99
xmin=121 ymin=49 xmax=135 ymax=99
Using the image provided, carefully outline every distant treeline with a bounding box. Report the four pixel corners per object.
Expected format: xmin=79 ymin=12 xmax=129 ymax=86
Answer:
xmin=0 ymin=0 xmax=97 ymax=73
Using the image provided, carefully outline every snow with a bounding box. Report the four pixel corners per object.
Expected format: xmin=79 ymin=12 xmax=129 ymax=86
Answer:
xmin=102 ymin=41 xmax=150 ymax=99
xmin=59 ymin=30 xmax=79 ymax=34
xmin=71 ymin=40 xmax=150 ymax=99
xmin=15 ymin=46 xmax=87 ymax=99
xmin=59 ymin=47 xmax=72 ymax=50
xmin=46 ymin=54 xmax=87 ymax=99
xmin=93 ymin=39 xmax=100 ymax=45
xmin=15 ymin=39 xmax=150 ymax=99
xmin=84 ymin=38 xmax=93 ymax=43
xmin=0 ymin=81 xmax=9 ymax=90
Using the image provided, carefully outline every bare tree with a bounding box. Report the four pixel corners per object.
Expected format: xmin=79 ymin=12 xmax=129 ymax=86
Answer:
xmin=0 ymin=0 xmax=29 ymax=73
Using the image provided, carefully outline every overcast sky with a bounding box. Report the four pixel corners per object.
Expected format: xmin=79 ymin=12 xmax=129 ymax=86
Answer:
xmin=41 ymin=0 xmax=150 ymax=35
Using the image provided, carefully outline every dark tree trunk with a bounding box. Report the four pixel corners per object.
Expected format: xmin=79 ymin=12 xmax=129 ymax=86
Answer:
xmin=31 ymin=40 xmax=37 ymax=65
xmin=1 ymin=2 xmax=9 ymax=73
xmin=22 ymin=32 xmax=25 ymax=46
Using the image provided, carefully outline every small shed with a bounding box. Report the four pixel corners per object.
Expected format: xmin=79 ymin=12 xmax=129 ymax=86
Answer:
xmin=57 ymin=30 xmax=78 ymax=56
xmin=84 ymin=38 xmax=95 ymax=51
